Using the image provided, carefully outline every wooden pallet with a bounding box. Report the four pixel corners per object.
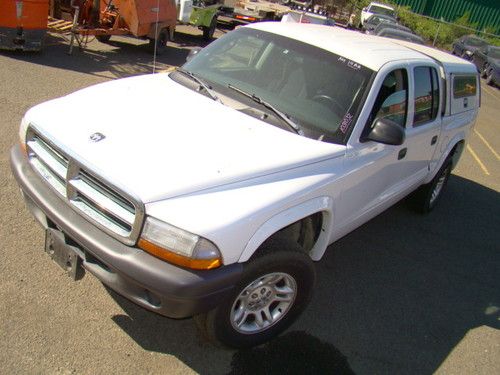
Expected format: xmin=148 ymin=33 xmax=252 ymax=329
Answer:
xmin=47 ymin=17 xmax=74 ymax=33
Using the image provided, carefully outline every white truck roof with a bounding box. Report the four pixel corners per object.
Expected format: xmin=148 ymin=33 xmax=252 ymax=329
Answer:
xmin=246 ymin=22 xmax=476 ymax=74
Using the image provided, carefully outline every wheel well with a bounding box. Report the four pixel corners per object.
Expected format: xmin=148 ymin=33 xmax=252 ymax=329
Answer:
xmin=449 ymin=140 xmax=465 ymax=169
xmin=250 ymin=213 xmax=323 ymax=260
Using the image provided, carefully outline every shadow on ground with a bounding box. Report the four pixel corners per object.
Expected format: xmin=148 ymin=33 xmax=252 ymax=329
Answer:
xmin=107 ymin=175 xmax=499 ymax=374
xmin=0 ymin=29 xmax=213 ymax=79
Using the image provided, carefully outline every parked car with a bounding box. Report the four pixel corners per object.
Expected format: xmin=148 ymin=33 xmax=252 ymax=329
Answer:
xmin=373 ymin=22 xmax=412 ymax=36
xmin=472 ymin=45 xmax=500 ymax=77
xmin=11 ymin=23 xmax=480 ymax=349
xmin=485 ymin=61 xmax=499 ymax=87
xmin=362 ymin=13 xmax=397 ymax=34
xmin=451 ymin=35 xmax=488 ymax=60
xmin=378 ymin=28 xmax=424 ymax=44
xmin=360 ymin=2 xmax=396 ymax=26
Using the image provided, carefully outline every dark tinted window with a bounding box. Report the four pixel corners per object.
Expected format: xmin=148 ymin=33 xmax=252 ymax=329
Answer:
xmin=413 ymin=66 xmax=439 ymax=126
xmin=489 ymin=47 xmax=500 ymax=59
xmin=466 ymin=37 xmax=487 ymax=47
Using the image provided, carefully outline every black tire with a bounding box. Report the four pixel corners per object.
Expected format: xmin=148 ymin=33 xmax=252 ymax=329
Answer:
xmin=410 ymin=158 xmax=452 ymax=213
xmin=195 ymin=238 xmax=315 ymax=349
xmin=148 ymin=28 xmax=168 ymax=55
xmin=96 ymin=35 xmax=111 ymax=43
xmin=202 ymin=17 xmax=217 ymax=41
xmin=481 ymin=63 xmax=489 ymax=78
xmin=486 ymin=69 xmax=495 ymax=87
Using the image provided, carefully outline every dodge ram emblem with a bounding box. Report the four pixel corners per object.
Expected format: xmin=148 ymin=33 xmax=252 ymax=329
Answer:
xmin=89 ymin=132 xmax=105 ymax=142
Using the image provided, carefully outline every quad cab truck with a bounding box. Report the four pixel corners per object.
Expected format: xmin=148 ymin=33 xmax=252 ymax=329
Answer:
xmin=11 ymin=23 xmax=480 ymax=348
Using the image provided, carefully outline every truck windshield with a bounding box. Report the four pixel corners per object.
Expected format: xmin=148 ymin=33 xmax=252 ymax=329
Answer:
xmin=369 ymin=5 xmax=395 ymax=17
xmin=181 ymin=28 xmax=373 ymax=144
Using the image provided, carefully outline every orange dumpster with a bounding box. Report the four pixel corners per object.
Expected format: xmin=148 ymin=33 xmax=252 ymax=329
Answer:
xmin=0 ymin=0 xmax=49 ymax=51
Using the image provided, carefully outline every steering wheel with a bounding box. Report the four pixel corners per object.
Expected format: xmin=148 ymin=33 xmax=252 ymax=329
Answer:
xmin=312 ymin=94 xmax=344 ymax=115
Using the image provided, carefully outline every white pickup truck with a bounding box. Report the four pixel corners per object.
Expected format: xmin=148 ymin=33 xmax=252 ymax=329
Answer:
xmin=11 ymin=23 xmax=479 ymax=348
xmin=360 ymin=2 xmax=396 ymax=26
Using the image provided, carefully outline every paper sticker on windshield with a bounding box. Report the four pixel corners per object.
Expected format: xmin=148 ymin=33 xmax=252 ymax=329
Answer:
xmin=347 ymin=61 xmax=361 ymax=70
xmin=340 ymin=113 xmax=353 ymax=133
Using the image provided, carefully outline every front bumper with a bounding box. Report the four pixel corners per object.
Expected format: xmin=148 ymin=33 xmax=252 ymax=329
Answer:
xmin=10 ymin=145 xmax=242 ymax=318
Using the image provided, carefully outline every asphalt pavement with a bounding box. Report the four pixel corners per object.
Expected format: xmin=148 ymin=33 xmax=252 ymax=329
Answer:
xmin=0 ymin=26 xmax=499 ymax=374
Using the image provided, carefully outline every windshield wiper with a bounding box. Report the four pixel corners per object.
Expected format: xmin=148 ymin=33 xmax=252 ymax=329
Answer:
xmin=227 ymin=83 xmax=303 ymax=135
xmin=176 ymin=68 xmax=221 ymax=103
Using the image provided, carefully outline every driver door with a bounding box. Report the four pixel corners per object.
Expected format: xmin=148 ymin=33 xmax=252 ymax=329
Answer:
xmin=333 ymin=64 xmax=412 ymax=238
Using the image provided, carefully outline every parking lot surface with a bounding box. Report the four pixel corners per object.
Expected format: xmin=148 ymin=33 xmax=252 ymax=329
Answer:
xmin=1 ymin=26 xmax=499 ymax=374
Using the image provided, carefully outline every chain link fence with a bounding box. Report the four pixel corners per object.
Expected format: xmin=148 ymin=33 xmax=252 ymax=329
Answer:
xmin=322 ymin=2 xmax=500 ymax=49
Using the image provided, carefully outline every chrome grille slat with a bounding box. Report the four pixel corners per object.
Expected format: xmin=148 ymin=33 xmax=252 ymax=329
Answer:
xmin=28 ymin=139 xmax=68 ymax=179
xmin=69 ymin=179 xmax=135 ymax=225
xmin=30 ymin=157 xmax=66 ymax=196
xmin=78 ymin=170 xmax=134 ymax=214
xmin=26 ymin=128 xmax=141 ymax=243
xmin=70 ymin=199 xmax=131 ymax=237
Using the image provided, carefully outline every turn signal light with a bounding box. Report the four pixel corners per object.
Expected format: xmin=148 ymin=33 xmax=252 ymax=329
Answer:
xmin=138 ymin=238 xmax=222 ymax=270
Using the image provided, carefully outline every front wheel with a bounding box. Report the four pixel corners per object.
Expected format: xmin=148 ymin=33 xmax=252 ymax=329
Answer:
xmin=195 ymin=240 xmax=315 ymax=348
xmin=481 ymin=63 xmax=489 ymax=78
xmin=410 ymin=158 xmax=452 ymax=213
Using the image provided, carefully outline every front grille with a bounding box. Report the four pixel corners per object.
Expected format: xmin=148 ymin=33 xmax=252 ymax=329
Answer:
xmin=26 ymin=127 xmax=143 ymax=244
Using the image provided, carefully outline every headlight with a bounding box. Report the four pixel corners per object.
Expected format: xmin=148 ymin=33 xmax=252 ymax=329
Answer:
xmin=138 ymin=216 xmax=222 ymax=270
xmin=465 ymin=50 xmax=473 ymax=56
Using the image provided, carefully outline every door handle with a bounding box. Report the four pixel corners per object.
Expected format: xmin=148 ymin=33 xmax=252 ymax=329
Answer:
xmin=398 ymin=148 xmax=407 ymax=160
xmin=431 ymin=135 xmax=438 ymax=145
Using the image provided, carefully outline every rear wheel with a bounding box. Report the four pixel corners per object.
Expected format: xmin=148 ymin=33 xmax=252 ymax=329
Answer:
xmin=148 ymin=28 xmax=168 ymax=55
xmin=486 ymin=69 xmax=496 ymax=86
xmin=195 ymin=239 xmax=315 ymax=348
xmin=96 ymin=35 xmax=111 ymax=43
xmin=410 ymin=158 xmax=452 ymax=213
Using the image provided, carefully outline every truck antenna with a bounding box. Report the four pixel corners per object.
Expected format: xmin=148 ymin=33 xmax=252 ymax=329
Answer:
xmin=153 ymin=0 xmax=161 ymax=74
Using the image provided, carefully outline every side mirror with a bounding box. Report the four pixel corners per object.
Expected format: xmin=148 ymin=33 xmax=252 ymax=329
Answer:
xmin=186 ymin=47 xmax=202 ymax=62
xmin=362 ymin=7 xmax=367 ymax=11
xmin=362 ymin=118 xmax=405 ymax=145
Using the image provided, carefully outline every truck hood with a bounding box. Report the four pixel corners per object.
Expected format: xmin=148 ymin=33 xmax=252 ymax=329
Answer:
xmin=26 ymin=74 xmax=345 ymax=203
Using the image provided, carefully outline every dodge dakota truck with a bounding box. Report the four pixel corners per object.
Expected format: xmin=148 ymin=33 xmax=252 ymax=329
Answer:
xmin=10 ymin=23 xmax=480 ymax=348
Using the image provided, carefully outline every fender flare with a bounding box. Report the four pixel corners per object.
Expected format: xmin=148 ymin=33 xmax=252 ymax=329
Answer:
xmin=238 ymin=196 xmax=334 ymax=263
xmin=425 ymin=132 xmax=466 ymax=184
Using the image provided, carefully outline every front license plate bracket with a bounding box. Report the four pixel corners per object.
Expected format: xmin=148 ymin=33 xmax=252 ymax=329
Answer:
xmin=45 ymin=229 xmax=84 ymax=280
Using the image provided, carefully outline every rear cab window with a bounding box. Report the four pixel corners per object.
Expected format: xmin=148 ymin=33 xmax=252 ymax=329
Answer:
xmin=450 ymin=75 xmax=479 ymax=114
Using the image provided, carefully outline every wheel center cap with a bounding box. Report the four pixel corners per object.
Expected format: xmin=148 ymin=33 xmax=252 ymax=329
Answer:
xmin=247 ymin=286 xmax=274 ymax=309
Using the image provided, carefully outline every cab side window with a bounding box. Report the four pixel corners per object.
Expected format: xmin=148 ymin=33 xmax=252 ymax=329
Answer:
xmin=367 ymin=68 xmax=408 ymax=128
xmin=413 ymin=66 xmax=440 ymax=126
